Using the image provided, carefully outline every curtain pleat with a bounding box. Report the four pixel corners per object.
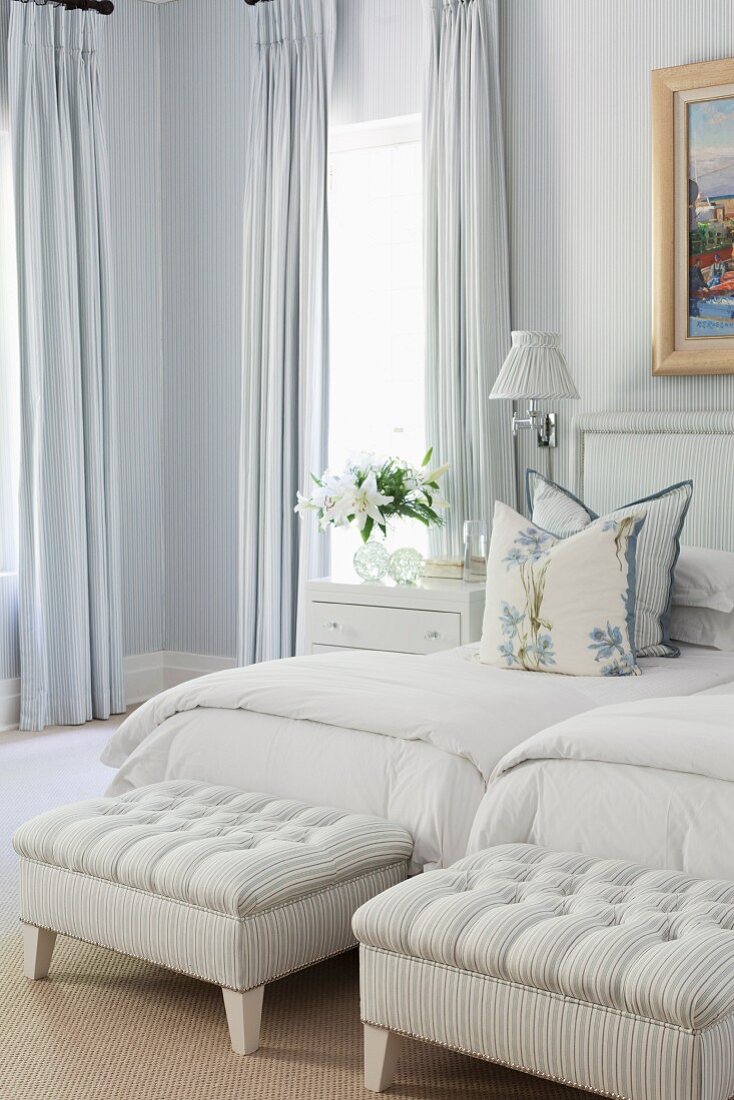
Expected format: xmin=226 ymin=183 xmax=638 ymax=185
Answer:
xmin=424 ymin=0 xmax=516 ymax=556
xmin=237 ymin=0 xmax=335 ymax=666
xmin=9 ymin=3 xmax=124 ymax=730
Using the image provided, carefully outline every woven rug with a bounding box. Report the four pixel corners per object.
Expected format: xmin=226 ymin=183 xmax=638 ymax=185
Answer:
xmin=0 ymin=938 xmax=588 ymax=1100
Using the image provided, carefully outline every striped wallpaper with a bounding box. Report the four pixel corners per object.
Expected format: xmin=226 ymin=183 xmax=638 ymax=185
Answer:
xmin=98 ymin=0 xmax=165 ymax=659
xmin=331 ymin=0 xmax=424 ymax=126
xmin=157 ymin=0 xmax=425 ymax=659
xmin=501 ymin=0 xmax=734 ymax=502
xmin=160 ymin=0 xmax=734 ymax=661
xmin=3 ymin=0 xmax=734 ymax=680
xmin=159 ymin=0 xmax=251 ymax=660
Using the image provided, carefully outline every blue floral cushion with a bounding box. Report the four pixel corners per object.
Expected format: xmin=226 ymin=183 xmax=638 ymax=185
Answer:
xmin=480 ymin=502 xmax=643 ymax=677
xmin=526 ymin=471 xmax=693 ymax=658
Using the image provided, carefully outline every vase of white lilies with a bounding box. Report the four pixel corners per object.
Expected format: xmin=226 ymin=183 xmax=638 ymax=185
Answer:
xmin=295 ymin=450 xmax=449 ymax=582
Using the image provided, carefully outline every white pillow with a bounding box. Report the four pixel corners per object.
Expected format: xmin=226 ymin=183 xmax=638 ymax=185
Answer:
xmin=672 ymin=546 xmax=734 ymax=614
xmin=669 ymin=605 xmax=734 ymax=651
xmin=480 ymin=501 xmax=643 ymax=677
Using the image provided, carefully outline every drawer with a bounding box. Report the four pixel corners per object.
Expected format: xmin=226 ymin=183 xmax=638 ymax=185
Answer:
xmin=309 ymin=602 xmax=461 ymax=654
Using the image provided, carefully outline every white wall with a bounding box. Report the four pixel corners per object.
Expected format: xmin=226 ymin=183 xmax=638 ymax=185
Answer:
xmin=332 ymin=0 xmax=423 ymax=125
xmin=501 ymin=0 xmax=734 ymax=497
xmin=157 ymin=0 xmax=425 ymax=660
xmin=100 ymin=0 xmax=166 ymax=656
xmin=4 ymin=0 xmax=734 ymax=681
xmin=126 ymin=0 xmax=734 ymax=660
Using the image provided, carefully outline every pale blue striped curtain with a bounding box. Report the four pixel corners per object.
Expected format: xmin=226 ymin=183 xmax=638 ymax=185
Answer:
xmin=8 ymin=3 xmax=124 ymax=730
xmin=424 ymin=0 xmax=516 ymax=556
xmin=237 ymin=0 xmax=335 ymax=666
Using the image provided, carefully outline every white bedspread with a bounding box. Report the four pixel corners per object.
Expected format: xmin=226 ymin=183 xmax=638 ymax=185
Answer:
xmin=469 ymin=690 xmax=734 ymax=880
xmin=102 ymin=645 xmax=734 ymax=870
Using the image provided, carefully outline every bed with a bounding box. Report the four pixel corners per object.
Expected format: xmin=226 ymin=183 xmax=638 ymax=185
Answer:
xmin=468 ymin=411 xmax=734 ymax=880
xmin=102 ymin=411 xmax=734 ymax=873
xmin=467 ymin=690 xmax=734 ymax=879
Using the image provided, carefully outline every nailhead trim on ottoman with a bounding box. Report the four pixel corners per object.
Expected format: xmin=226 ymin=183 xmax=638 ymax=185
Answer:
xmin=14 ymin=781 xmax=413 ymax=1054
xmin=353 ymin=843 xmax=734 ymax=1099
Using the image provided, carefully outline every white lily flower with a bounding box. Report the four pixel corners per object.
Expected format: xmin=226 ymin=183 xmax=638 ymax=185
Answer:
xmin=420 ymin=463 xmax=449 ymax=484
xmin=350 ymin=473 xmax=393 ymax=531
xmin=296 ymin=449 xmax=446 ymax=536
xmin=294 ymin=491 xmax=318 ymax=514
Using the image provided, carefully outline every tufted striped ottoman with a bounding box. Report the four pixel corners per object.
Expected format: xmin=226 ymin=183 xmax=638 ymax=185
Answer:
xmin=353 ymin=843 xmax=734 ymax=1099
xmin=13 ymin=781 xmax=412 ymax=1055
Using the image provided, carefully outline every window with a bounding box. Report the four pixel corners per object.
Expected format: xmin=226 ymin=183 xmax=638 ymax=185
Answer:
xmin=0 ymin=131 xmax=20 ymax=576
xmin=328 ymin=115 xmax=425 ymax=577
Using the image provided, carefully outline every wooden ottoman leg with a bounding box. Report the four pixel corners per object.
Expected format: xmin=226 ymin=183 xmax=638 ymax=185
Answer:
xmin=364 ymin=1023 xmax=403 ymax=1093
xmin=222 ymin=985 xmax=265 ymax=1055
xmin=23 ymin=925 xmax=57 ymax=980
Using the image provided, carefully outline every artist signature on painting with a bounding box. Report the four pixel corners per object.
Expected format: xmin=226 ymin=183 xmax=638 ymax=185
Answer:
xmin=694 ymin=319 xmax=733 ymax=331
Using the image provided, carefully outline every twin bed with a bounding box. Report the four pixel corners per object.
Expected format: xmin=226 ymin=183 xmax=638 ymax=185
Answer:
xmin=103 ymin=412 xmax=734 ymax=880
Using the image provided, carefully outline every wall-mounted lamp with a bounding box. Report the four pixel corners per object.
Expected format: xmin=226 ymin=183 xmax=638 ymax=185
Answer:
xmin=489 ymin=331 xmax=579 ymax=448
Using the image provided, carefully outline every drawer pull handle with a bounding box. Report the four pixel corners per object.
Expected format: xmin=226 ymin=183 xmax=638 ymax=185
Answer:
xmin=425 ymin=631 xmax=441 ymax=642
xmin=324 ymin=621 xmax=341 ymax=632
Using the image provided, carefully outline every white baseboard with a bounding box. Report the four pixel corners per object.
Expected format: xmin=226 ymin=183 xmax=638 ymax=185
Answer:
xmin=0 ymin=651 xmax=236 ymax=733
xmin=125 ymin=650 xmax=236 ymax=703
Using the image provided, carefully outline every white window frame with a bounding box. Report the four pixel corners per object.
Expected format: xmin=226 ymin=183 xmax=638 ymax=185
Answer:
xmin=329 ymin=113 xmax=421 ymax=155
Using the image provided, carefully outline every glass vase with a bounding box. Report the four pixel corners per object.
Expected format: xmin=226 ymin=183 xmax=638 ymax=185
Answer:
xmin=353 ymin=538 xmax=390 ymax=582
xmin=388 ymin=547 xmax=424 ymax=586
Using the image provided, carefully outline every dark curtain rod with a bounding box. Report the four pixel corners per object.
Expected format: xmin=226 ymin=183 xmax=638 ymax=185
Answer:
xmin=12 ymin=0 xmax=114 ymax=14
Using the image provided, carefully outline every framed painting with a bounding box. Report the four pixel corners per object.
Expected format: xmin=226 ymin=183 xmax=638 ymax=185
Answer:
xmin=652 ymin=58 xmax=734 ymax=375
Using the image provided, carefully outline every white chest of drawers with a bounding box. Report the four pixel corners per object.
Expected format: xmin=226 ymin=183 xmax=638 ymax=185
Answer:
xmin=305 ymin=577 xmax=486 ymax=656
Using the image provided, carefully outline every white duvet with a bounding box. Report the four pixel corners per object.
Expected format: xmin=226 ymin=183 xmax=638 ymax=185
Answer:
xmin=102 ymin=645 xmax=734 ymax=871
xmin=469 ymin=691 xmax=734 ymax=880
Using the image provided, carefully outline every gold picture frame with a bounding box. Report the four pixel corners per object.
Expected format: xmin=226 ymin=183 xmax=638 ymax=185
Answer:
xmin=652 ymin=58 xmax=734 ymax=375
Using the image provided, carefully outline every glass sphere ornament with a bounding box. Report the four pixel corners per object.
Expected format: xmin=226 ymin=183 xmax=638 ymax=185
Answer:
xmin=388 ymin=548 xmax=424 ymax=586
xmin=353 ymin=540 xmax=390 ymax=582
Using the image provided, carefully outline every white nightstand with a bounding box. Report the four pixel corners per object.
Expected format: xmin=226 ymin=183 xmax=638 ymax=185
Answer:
xmin=305 ymin=576 xmax=486 ymax=656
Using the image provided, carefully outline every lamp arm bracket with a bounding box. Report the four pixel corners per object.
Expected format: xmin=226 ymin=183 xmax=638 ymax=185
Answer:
xmin=512 ymin=403 xmax=557 ymax=448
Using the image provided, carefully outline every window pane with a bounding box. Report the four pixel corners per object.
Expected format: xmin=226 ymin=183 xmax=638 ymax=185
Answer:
xmin=328 ymin=120 xmax=426 ymax=577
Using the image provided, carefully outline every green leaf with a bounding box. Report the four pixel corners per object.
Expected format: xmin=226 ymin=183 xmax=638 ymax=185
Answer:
xmin=361 ymin=516 xmax=374 ymax=543
xmin=310 ymin=472 xmax=324 ymax=487
xmin=421 ymin=447 xmax=433 ymax=468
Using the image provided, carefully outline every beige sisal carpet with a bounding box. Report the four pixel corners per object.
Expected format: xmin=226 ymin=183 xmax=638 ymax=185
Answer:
xmin=0 ymin=717 xmax=586 ymax=1100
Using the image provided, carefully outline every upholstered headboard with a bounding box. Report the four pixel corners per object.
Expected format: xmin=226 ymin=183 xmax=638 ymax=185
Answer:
xmin=573 ymin=412 xmax=734 ymax=551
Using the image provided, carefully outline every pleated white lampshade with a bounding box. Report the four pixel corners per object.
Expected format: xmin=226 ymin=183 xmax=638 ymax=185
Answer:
xmin=490 ymin=332 xmax=579 ymax=400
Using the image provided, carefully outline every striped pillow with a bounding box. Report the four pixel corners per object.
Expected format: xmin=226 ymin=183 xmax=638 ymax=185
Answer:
xmin=527 ymin=470 xmax=693 ymax=658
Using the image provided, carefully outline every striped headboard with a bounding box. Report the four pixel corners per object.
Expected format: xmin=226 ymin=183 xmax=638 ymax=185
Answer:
xmin=572 ymin=412 xmax=734 ymax=552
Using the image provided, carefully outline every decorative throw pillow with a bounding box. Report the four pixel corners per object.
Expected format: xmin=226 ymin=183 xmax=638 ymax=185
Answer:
xmin=480 ymin=501 xmax=643 ymax=677
xmin=526 ymin=470 xmax=693 ymax=658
